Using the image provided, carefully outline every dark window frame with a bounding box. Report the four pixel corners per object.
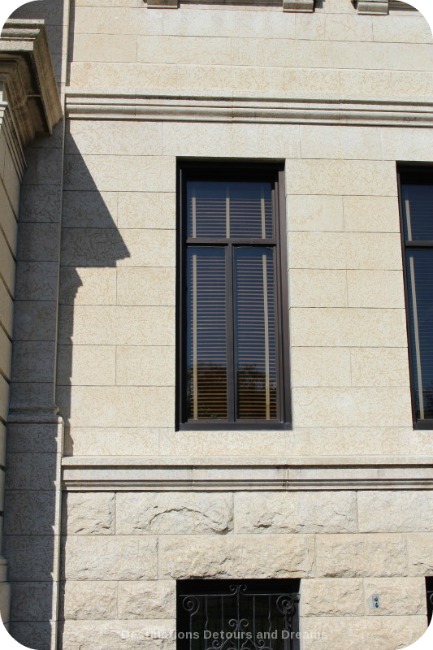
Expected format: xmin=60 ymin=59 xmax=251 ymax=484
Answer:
xmin=177 ymin=579 xmax=301 ymax=650
xmin=398 ymin=164 xmax=433 ymax=430
xmin=427 ymin=577 xmax=433 ymax=625
xmin=176 ymin=160 xmax=291 ymax=430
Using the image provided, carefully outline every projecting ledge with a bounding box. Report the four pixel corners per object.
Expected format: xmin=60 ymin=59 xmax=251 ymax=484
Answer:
xmin=353 ymin=0 xmax=389 ymax=14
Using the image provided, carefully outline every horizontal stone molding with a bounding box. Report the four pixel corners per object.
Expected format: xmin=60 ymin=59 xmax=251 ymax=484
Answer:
xmin=0 ymin=19 xmax=62 ymax=148
xmin=62 ymin=456 xmax=433 ymax=491
xmin=354 ymin=0 xmax=389 ymax=14
xmin=65 ymin=92 xmax=433 ymax=128
xmin=146 ymin=0 xmax=315 ymax=10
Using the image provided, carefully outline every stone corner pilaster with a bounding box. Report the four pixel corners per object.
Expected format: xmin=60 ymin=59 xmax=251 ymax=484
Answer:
xmin=283 ymin=0 xmax=315 ymax=11
xmin=0 ymin=19 xmax=62 ymax=149
xmin=353 ymin=0 xmax=389 ymax=14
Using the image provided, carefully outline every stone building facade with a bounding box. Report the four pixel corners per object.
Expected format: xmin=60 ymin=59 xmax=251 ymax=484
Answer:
xmin=1 ymin=0 xmax=433 ymax=649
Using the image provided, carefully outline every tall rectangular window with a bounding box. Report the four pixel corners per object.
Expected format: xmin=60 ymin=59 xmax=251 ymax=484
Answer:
xmin=178 ymin=163 xmax=290 ymax=429
xmin=400 ymin=167 xmax=433 ymax=427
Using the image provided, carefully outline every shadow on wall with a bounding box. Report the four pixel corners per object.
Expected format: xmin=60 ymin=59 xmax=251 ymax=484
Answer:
xmin=56 ymin=134 xmax=130 ymax=640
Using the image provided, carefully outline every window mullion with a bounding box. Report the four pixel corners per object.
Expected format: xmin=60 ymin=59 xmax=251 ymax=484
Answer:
xmin=227 ymin=242 xmax=235 ymax=423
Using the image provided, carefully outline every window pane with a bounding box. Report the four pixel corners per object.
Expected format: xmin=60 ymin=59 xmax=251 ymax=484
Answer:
xmin=406 ymin=249 xmax=433 ymax=420
xmin=402 ymin=184 xmax=433 ymax=241
xmin=187 ymin=181 xmax=273 ymax=240
xmin=235 ymin=247 xmax=277 ymax=420
xmin=186 ymin=247 xmax=227 ymax=420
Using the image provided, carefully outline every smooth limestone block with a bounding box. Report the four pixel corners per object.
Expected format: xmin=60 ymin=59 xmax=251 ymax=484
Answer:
xmin=333 ymin=41 xmax=433 ymax=72
xmin=72 ymin=33 xmax=138 ymax=63
xmin=58 ymin=305 xmax=176 ymax=346
xmin=347 ymin=270 xmax=404 ymax=308
xmin=324 ymin=13 xmax=373 ymax=42
xmin=64 ymin=536 xmax=158 ymax=580
xmin=290 ymin=308 xmax=407 ymax=348
xmin=116 ymin=493 xmax=233 ymax=535
xmin=0 ymin=326 xmax=12 ymax=381
xmin=65 ymin=427 xmax=160 ymax=457
xmin=117 ymin=229 xmax=175 ymax=268
xmin=159 ymin=535 xmax=315 ymax=580
xmin=0 ymin=230 xmax=15 ymax=294
xmin=285 ymin=160 xmax=397 ymax=196
xmin=62 ymin=580 xmax=118 ymax=620
xmin=350 ymin=348 xmax=410 ymax=387
xmin=64 ymin=493 xmax=115 ymax=535
xmin=234 ymin=492 xmax=357 ymax=534
xmin=382 ymin=127 xmax=433 ymax=161
xmin=62 ymin=191 xmax=118 ymax=229
xmin=0 ymin=181 xmax=18 ymax=251
xmin=67 ymin=120 xmax=163 ymax=157
xmin=64 ymin=155 xmax=176 ymax=193
xmin=293 ymin=386 xmax=412 ymax=428
xmin=289 ymin=270 xmax=348 ymax=307
xmin=298 ymin=427 xmax=413 ymax=457
xmin=300 ymin=125 xmax=382 ymax=160
xmin=60 ymin=268 xmax=117 ymax=306
xmin=61 ymin=619 xmax=175 ymax=650
xmin=115 ymin=346 xmax=175 ymax=386
xmin=340 ymin=69 xmax=433 ymax=101
xmin=301 ymin=578 xmax=364 ymax=617
xmin=117 ymin=192 xmax=176 ymax=230
xmin=286 ymin=195 xmax=344 ymax=232
xmin=290 ymin=347 xmax=352 ymax=388
xmin=137 ymin=35 xmax=232 ymax=66
xmin=316 ymin=534 xmax=408 ymax=578
xmin=363 ymin=578 xmax=426 ymax=616
xmin=61 ymin=228 xmax=130 ymax=267
xmin=57 ymin=345 xmax=116 ymax=386
xmin=59 ymin=385 xmax=175 ymax=427
xmin=343 ymin=196 xmax=400 ymax=233
xmin=117 ymin=581 xmax=175 ymax=619
xmin=116 ymin=268 xmax=175 ymax=306
xmin=372 ymin=14 xmax=433 ymax=44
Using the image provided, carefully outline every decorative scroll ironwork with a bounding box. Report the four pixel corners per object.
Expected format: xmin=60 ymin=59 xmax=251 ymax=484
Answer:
xmin=177 ymin=580 xmax=300 ymax=650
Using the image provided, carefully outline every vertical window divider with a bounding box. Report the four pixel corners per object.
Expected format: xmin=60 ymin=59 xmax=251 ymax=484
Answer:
xmin=227 ymin=242 xmax=235 ymax=422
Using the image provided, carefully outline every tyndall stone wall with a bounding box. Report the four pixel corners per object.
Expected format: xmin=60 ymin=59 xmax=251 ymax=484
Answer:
xmin=60 ymin=490 xmax=430 ymax=650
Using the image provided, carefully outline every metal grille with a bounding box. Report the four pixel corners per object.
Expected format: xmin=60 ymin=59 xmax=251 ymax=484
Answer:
xmin=427 ymin=577 xmax=433 ymax=625
xmin=177 ymin=580 xmax=300 ymax=650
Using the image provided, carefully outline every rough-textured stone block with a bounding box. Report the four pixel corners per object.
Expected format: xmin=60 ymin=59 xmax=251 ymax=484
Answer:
xmin=17 ymin=223 xmax=60 ymax=263
xmin=19 ymin=184 xmax=62 ymax=223
xmin=117 ymin=581 xmax=175 ymax=619
xmin=347 ymin=270 xmax=404 ymax=308
xmin=64 ymin=493 xmax=115 ymax=535
xmin=359 ymin=492 xmax=433 ymax=533
xmin=116 ymin=493 xmax=233 ymax=535
xmin=343 ymin=196 xmax=400 ymax=233
xmin=15 ymin=261 xmax=59 ymax=302
xmin=10 ymin=582 xmax=53 ymax=622
xmin=64 ymin=536 xmax=157 ymax=580
xmin=234 ymin=492 xmax=357 ymax=534
xmin=316 ymin=534 xmax=408 ymax=578
xmin=61 ymin=619 xmax=175 ymax=650
xmin=407 ymin=533 xmax=433 ymax=576
xmin=115 ymin=347 xmax=174 ymax=387
xmin=301 ymin=578 xmax=364 ymax=617
xmin=4 ymin=536 xmax=59 ymax=582
xmin=117 ymin=229 xmax=175 ymax=268
xmin=13 ymin=300 xmax=58 ymax=341
xmin=286 ymin=195 xmax=344 ymax=232
xmin=159 ymin=535 xmax=315 ymax=579
xmin=57 ymin=345 xmax=116 ymax=386
xmin=350 ymin=348 xmax=410 ymax=387
xmin=62 ymin=580 xmax=117 ymax=619
xmin=12 ymin=341 xmax=56 ymax=383
xmin=5 ymin=452 xmax=57 ymax=492
xmin=4 ymin=490 xmax=56 ymax=535
xmin=289 ymin=270 xmax=347 ymax=308
xmin=61 ymin=228 xmax=129 ymax=267
xmin=363 ymin=578 xmax=426 ymax=616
